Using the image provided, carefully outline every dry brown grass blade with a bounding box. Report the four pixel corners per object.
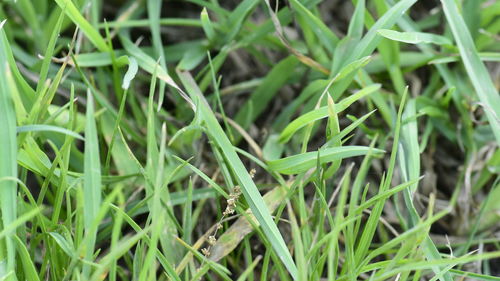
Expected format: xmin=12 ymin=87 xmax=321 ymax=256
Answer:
xmin=175 ymin=183 xmax=290 ymax=272
xmin=209 ymin=183 xmax=290 ymax=262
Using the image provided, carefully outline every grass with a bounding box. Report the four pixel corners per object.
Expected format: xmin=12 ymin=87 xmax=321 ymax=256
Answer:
xmin=0 ymin=0 xmax=499 ymax=280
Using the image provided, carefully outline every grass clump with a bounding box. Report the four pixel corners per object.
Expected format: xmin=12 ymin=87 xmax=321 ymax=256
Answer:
xmin=0 ymin=0 xmax=499 ymax=280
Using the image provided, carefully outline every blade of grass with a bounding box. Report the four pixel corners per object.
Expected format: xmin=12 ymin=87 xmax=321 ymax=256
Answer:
xmin=0 ymin=24 xmax=35 ymax=107
xmin=54 ymin=0 xmax=109 ymax=52
xmin=16 ymin=125 xmax=83 ymax=140
xmin=177 ymin=70 xmax=299 ymax=280
xmin=398 ymin=98 xmax=454 ymax=281
xmin=279 ymin=84 xmax=381 ymax=143
xmin=82 ymin=89 xmax=102 ymax=278
xmin=14 ymin=235 xmax=40 ymax=281
xmin=353 ymin=88 xmax=408 ymax=267
xmin=0 ymin=205 xmax=41 ymax=241
xmin=0 ymin=19 xmax=18 ymax=279
xmin=236 ymin=255 xmax=262 ymax=281
xmin=348 ymin=0 xmax=365 ymax=41
xmin=344 ymin=0 xmax=417 ymax=68
xmin=109 ymin=203 xmax=181 ymax=281
xmin=35 ymin=9 xmax=65 ymax=94
xmin=378 ymin=29 xmax=453 ymax=46
xmin=147 ymin=0 xmax=167 ymax=110
xmin=90 ymin=226 xmax=151 ymax=281
xmin=288 ymin=0 xmax=338 ymax=53
xmin=268 ymin=146 xmax=384 ymax=175
xmin=441 ymin=0 xmax=500 ymax=145
xmin=223 ymin=0 xmax=259 ymax=43
xmin=119 ymin=32 xmax=195 ymax=109
xmin=201 ymin=8 xmax=216 ymax=42
xmin=429 ymin=52 xmax=500 ymax=64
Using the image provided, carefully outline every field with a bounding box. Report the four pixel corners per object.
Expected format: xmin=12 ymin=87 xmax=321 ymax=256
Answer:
xmin=0 ymin=0 xmax=500 ymax=280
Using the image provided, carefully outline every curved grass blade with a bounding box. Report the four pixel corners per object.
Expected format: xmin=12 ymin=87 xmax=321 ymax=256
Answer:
xmin=279 ymin=84 xmax=381 ymax=143
xmin=49 ymin=232 xmax=75 ymax=258
xmin=0 ymin=22 xmax=35 ymax=107
xmin=121 ymin=57 xmax=138 ymax=90
xmin=267 ymin=146 xmax=384 ymax=175
xmin=378 ymin=29 xmax=453 ymax=46
xmin=119 ymin=33 xmax=195 ymax=109
xmin=0 ymin=206 xmax=41 ymax=241
xmin=16 ymin=125 xmax=84 ymax=140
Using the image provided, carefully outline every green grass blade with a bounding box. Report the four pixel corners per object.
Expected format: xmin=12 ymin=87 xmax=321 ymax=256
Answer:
xmin=344 ymin=0 xmax=417 ymax=66
xmin=53 ymin=0 xmax=109 ymax=52
xmin=441 ymin=0 xmax=500 ymax=145
xmin=399 ymin=99 xmax=420 ymax=197
xmin=16 ymin=125 xmax=84 ymax=140
xmin=177 ymin=71 xmax=299 ymax=280
xmin=398 ymin=98 xmax=453 ymax=281
xmin=378 ymin=29 xmax=453 ymax=46
xmin=347 ymin=0 xmax=365 ymax=40
xmin=14 ymin=235 xmax=40 ymax=281
xmin=82 ymin=89 xmax=102 ymax=278
xmin=223 ymin=0 xmax=259 ymax=43
xmin=429 ymin=52 xmax=500 ymax=64
xmin=236 ymin=255 xmax=262 ymax=281
xmin=0 ymin=19 xmax=18 ymax=278
xmin=288 ymin=0 xmax=338 ymax=52
xmin=90 ymin=226 xmax=151 ymax=281
xmin=449 ymin=269 xmax=500 ymax=281
xmin=49 ymin=232 xmax=75 ymax=258
xmin=267 ymin=146 xmax=384 ymax=175
xmin=0 ymin=23 xmax=35 ymax=107
xmin=279 ymin=84 xmax=381 ymax=143
xmin=147 ymin=0 xmax=167 ymax=110
xmin=119 ymin=33 xmax=194 ymax=108
xmin=35 ymin=9 xmax=65 ymax=94
xmin=201 ymin=8 xmax=216 ymax=42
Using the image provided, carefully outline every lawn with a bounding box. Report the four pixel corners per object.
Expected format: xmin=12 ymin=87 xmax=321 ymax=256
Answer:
xmin=0 ymin=0 xmax=500 ymax=280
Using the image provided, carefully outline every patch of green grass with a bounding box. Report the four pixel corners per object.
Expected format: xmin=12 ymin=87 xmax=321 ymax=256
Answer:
xmin=0 ymin=0 xmax=499 ymax=280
